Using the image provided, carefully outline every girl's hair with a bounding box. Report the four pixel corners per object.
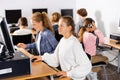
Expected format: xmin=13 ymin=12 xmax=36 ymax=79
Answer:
xmin=31 ymin=12 xmax=54 ymax=33
xmin=77 ymin=8 xmax=88 ymax=17
xmin=78 ymin=27 xmax=86 ymax=42
xmin=84 ymin=17 xmax=95 ymax=28
xmin=51 ymin=12 xmax=61 ymax=23
xmin=19 ymin=17 xmax=28 ymax=26
xmin=61 ymin=16 xmax=75 ymax=35
xmin=78 ymin=17 xmax=95 ymax=42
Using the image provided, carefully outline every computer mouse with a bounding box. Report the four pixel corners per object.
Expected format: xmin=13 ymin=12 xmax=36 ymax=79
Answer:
xmin=31 ymin=58 xmax=37 ymax=62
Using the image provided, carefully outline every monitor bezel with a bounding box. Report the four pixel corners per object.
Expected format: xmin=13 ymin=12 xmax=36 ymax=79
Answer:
xmin=0 ymin=17 xmax=14 ymax=58
xmin=61 ymin=9 xmax=73 ymax=17
xmin=32 ymin=8 xmax=48 ymax=13
xmin=5 ymin=9 xmax=22 ymax=25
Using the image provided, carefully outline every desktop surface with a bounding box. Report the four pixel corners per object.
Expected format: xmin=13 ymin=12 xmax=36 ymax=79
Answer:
xmin=4 ymin=61 xmax=57 ymax=80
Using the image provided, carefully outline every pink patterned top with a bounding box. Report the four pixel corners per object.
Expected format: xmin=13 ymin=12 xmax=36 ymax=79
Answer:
xmin=83 ymin=32 xmax=97 ymax=56
xmin=94 ymin=29 xmax=104 ymax=45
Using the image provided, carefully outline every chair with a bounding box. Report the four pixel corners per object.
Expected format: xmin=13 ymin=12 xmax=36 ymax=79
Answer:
xmin=80 ymin=42 xmax=108 ymax=80
xmin=12 ymin=34 xmax=32 ymax=45
xmin=91 ymin=54 xmax=108 ymax=80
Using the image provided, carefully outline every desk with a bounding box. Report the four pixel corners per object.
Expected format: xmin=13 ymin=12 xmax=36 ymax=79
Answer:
xmin=4 ymin=48 xmax=71 ymax=80
xmin=3 ymin=48 xmax=57 ymax=80
xmin=104 ymin=39 xmax=120 ymax=72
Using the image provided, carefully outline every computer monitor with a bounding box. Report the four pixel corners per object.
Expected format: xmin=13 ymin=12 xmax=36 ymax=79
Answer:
xmin=5 ymin=9 xmax=22 ymax=26
xmin=32 ymin=8 xmax=47 ymax=13
xmin=61 ymin=9 xmax=73 ymax=17
xmin=0 ymin=17 xmax=14 ymax=59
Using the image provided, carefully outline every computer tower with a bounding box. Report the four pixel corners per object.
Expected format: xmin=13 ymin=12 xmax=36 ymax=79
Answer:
xmin=0 ymin=51 xmax=31 ymax=79
xmin=110 ymin=33 xmax=120 ymax=41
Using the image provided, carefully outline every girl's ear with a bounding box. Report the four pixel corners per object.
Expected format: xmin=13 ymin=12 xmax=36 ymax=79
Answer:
xmin=69 ymin=25 xmax=72 ymax=31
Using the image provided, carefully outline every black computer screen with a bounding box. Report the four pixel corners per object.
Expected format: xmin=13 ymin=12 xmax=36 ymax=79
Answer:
xmin=0 ymin=17 xmax=14 ymax=58
xmin=5 ymin=9 xmax=22 ymax=24
xmin=61 ymin=9 xmax=73 ymax=17
xmin=32 ymin=8 xmax=47 ymax=13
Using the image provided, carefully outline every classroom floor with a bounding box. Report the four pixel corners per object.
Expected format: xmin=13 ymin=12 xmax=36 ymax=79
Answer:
xmin=97 ymin=63 xmax=120 ymax=80
xmin=96 ymin=48 xmax=120 ymax=80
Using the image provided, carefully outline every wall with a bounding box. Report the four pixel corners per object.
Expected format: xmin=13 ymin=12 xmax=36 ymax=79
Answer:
xmin=76 ymin=0 xmax=120 ymax=66
xmin=1 ymin=0 xmax=120 ymax=36
xmin=0 ymin=0 xmax=76 ymax=27
xmin=76 ymin=0 xmax=120 ymax=37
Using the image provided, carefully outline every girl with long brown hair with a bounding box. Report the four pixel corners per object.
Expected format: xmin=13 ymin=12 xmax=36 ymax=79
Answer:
xmin=17 ymin=12 xmax=58 ymax=55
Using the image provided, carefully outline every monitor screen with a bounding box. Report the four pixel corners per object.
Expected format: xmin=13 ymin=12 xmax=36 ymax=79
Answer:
xmin=0 ymin=17 xmax=14 ymax=58
xmin=5 ymin=9 xmax=22 ymax=24
xmin=61 ymin=9 xmax=73 ymax=17
xmin=32 ymin=8 xmax=47 ymax=13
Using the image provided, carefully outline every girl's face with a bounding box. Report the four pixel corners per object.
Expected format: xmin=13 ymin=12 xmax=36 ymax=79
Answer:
xmin=91 ymin=22 xmax=96 ymax=31
xmin=31 ymin=20 xmax=41 ymax=31
xmin=58 ymin=19 xmax=71 ymax=36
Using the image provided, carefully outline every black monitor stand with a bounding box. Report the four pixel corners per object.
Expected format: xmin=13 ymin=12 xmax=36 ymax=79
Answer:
xmin=10 ymin=24 xmax=16 ymax=27
xmin=9 ymin=24 xmax=19 ymax=33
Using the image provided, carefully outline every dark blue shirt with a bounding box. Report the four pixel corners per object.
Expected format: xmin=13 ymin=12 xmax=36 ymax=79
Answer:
xmin=53 ymin=24 xmax=63 ymax=42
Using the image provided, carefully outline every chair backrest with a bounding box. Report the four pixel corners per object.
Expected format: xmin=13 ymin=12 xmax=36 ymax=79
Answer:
xmin=12 ymin=34 xmax=32 ymax=45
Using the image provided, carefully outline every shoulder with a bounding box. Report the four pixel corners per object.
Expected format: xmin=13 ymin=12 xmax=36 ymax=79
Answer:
xmin=13 ymin=30 xmax=21 ymax=35
xmin=42 ymin=28 xmax=54 ymax=38
xmin=69 ymin=35 xmax=80 ymax=44
xmin=83 ymin=32 xmax=90 ymax=36
xmin=94 ymin=29 xmax=103 ymax=35
xmin=43 ymin=29 xmax=53 ymax=35
xmin=70 ymin=36 xmax=82 ymax=48
xmin=84 ymin=32 xmax=96 ymax=39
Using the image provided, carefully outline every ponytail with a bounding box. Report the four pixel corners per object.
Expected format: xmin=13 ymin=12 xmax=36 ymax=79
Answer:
xmin=31 ymin=12 xmax=54 ymax=33
xmin=77 ymin=27 xmax=86 ymax=42
xmin=41 ymin=12 xmax=54 ymax=33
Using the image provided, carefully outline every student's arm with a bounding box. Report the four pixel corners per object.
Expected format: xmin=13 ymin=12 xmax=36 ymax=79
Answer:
xmin=26 ymin=42 xmax=36 ymax=49
xmin=67 ymin=42 xmax=92 ymax=79
xmin=41 ymin=44 xmax=59 ymax=67
xmin=94 ymin=29 xmax=104 ymax=44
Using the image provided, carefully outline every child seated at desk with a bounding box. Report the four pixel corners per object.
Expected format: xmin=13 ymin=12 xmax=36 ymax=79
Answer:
xmin=17 ymin=12 xmax=58 ymax=55
xmin=78 ymin=17 xmax=106 ymax=80
xmin=32 ymin=16 xmax=92 ymax=80
xmin=12 ymin=17 xmax=32 ymax=35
